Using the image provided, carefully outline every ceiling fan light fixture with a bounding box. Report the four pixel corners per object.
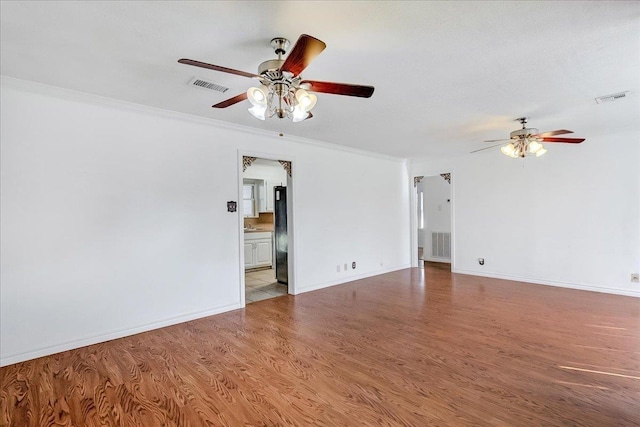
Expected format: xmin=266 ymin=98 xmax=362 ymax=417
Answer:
xmin=248 ymin=105 xmax=267 ymax=120
xmin=180 ymin=34 xmax=374 ymax=123
xmin=247 ymin=85 xmax=269 ymax=107
xmin=476 ymin=118 xmax=585 ymax=158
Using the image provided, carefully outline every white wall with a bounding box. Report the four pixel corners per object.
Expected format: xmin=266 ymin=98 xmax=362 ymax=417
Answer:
xmin=411 ymin=128 xmax=640 ymax=297
xmin=0 ymin=78 xmax=411 ymax=366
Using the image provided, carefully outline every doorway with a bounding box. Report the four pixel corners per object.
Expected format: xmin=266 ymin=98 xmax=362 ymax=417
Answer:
xmin=415 ymin=173 xmax=452 ymax=270
xmin=241 ymin=156 xmax=293 ymax=304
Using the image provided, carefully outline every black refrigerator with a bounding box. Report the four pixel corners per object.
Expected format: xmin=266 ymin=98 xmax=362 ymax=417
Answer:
xmin=274 ymin=186 xmax=288 ymax=284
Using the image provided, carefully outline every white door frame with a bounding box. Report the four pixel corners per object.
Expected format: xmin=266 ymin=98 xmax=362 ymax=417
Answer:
xmin=410 ymin=170 xmax=455 ymax=270
xmin=237 ymin=150 xmax=297 ymax=306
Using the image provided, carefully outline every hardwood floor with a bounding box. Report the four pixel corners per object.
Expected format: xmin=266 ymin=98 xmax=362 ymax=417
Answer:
xmin=1 ymin=266 xmax=639 ymax=426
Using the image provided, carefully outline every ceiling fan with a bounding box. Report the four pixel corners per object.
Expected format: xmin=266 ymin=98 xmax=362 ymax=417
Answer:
xmin=178 ymin=34 xmax=374 ymax=122
xmin=473 ymin=117 xmax=585 ymax=158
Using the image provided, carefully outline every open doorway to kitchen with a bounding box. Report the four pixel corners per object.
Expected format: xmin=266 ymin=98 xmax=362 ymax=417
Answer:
xmin=415 ymin=173 xmax=452 ymax=270
xmin=241 ymin=156 xmax=292 ymax=303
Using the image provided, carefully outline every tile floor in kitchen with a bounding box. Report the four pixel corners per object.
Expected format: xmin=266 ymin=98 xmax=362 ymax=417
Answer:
xmin=245 ymin=268 xmax=288 ymax=303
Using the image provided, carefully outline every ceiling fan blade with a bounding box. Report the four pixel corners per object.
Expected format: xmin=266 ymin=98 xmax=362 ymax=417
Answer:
xmin=301 ymin=80 xmax=374 ymax=98
xmin=483 ymin=138 xmax=512 ymax=143
xmin=471 ymin=143 xmax=505 ymax=153
xmin=178 ymin=59 xmax=259 ymax=79
xmin=279 ymin=34 xmax=326 ymax=76
xmin=535 ymin=129 xmax=574 ymax=137
xmin=212 ymin=93 xmax=248 ymax=108
xmin=541 ymin=137 xmax=585 ymax=144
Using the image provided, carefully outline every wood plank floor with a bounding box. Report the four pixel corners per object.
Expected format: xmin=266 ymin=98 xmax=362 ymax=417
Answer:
xmin=1 ymin=265 xmax=639 ymax=426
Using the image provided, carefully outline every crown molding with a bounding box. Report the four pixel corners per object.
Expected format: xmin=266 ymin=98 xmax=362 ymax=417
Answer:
xmin=1 ymin=75 xmax=406 ymax=163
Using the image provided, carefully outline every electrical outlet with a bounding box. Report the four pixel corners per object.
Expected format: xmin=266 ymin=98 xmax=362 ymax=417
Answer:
xmin=336 ymin=265 xmax=340 ymax=273
xmin=352 ymin=261 xmax=356 ymax=269
xmin=632 ymin=273 xmax=639 ymax=283
xmin=478 ymin=258 xmax=485 ymax=266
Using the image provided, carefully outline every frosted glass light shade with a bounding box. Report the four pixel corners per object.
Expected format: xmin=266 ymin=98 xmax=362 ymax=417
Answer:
xmin=292 ymin=105 xmax=309 ymax=122
xmin=535 ymin=147 xmax=547 ymax=157
xmin=501 ymin=143 xmax=515 ymax=156
xmin=295 ymin=89 xmax=317 ymax=112
xmin=528 ymin=141 xmax=542 ymax=153
xmin=248 ymin=105 xmax=266 ymax=120
xmin=247 ymin=85 xmax=269 ymax=107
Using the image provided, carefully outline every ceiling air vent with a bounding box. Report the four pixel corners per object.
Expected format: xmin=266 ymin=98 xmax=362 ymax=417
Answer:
xmin=595 ymin=91 xmax=629 ymax=104
xmin=189 ymin=77 xmax=229 ymax=93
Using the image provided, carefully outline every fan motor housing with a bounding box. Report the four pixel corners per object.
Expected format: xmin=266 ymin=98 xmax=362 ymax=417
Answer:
xmin=510 ymin=127 xmax=538 ymax=139
xmin=258 ymin=59 xmax=284 ymax=75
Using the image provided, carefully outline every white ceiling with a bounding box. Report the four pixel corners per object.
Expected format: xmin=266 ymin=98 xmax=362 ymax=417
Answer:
xmin=1 ymin=1 xmax=638 ymax=158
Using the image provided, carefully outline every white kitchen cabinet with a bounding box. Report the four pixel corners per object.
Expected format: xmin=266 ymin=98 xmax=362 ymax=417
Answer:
xmin=255 ymin=239 xmax=272 ymax=265
xmin=256 ymin=179 xmax=266 ymax=213
xmin=265 ymin=181 xmax=277 ymax=212
xmin=244 ymin=232 xmax=273 ymax=269
xmin=244 ymin=241 xmax=255 ymax=267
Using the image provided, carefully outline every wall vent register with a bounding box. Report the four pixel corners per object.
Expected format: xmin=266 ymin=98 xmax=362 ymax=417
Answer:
xmin=595 ymin=91 xmax=629 ymax=104
xmin=432 ymin=232 xmax=451 ymax=259
xmin=189 ymin=77 xmax=229 ymax=93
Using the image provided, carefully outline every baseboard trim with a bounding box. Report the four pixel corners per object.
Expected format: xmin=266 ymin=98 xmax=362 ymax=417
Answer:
xmin=0 ymin=302 xmax=244 ymax=367
xmin=452 ymin=269 xmax=640 ymax=298
xmin=296 ymin=264 xmax=411 ymax=294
